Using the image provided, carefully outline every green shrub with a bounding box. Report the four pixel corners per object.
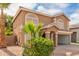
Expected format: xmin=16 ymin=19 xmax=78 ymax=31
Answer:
xmin=5 ymin=31 xmax=13 ymax=36
xmin=5 ymin=28 xmax=13 ymax=36
xmin=5 ymin=15 xmax=13 ymax=36
xmin=22 ymin=37 xmax=54 ymax=56
xmin=23 ymin=21 xmax=54 ymax=56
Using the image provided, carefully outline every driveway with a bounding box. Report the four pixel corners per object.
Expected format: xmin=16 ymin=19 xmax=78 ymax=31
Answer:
xmin=0 ymin=46 xmax=23 ymax=56
xmin=0 ymin=44 xmax=79 ymax=56
xmin=54 ymin=44 xmax=79 ymax=56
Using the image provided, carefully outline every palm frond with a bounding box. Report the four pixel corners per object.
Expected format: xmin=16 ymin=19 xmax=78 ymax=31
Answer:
xmin=0 ymin=3 xmax=10 ymax=9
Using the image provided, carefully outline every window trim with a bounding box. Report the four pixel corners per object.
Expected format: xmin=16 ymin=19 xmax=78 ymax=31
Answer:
xmin=25 ymin=13 xmax=39 ymax=25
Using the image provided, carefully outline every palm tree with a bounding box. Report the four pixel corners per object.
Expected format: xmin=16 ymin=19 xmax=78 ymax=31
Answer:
xmin=5 ymin=15 xmax=13 ymax=35
xmin=0 ymin=3 xmax=10 ymax=48
xmin=23 ymin=21 xmax=42 ymax=39
xmin=23 ymin=21 xmax=42 ymax=48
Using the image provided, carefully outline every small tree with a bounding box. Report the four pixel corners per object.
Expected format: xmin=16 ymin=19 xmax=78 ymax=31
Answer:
xmin=0 ymin=3 xmax=10 ymax=47
xmin=23 ymin=21 xmax=42 ymax=39
xmin=5 ymin=15 xmax=13 ymax=36
xmin=23 ymin=21 xmax=54 ymax=56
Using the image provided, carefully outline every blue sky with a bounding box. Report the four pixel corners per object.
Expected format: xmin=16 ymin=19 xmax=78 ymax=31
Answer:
xmin=4 ymin=3 xmax=79 ymax=25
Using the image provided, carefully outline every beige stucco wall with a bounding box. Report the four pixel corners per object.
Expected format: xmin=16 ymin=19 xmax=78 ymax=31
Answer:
xmin=13 ymin=10 xmax=25 ymax=46
xmin=56 ymin=15 xmax=69 ymax=30
xmin=13 ymin=10 xmax=52 ymax=45
xmin=24 ymin=11 xmax=52 ymax=26
xmin=13 ymin=9 xmax=70 ymax=46
xmin=70 ymin=28 xmax=79 ymax=42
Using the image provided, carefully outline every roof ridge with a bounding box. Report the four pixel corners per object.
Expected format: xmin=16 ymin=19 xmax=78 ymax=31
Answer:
xmin=19 ymin=6 xmax=65 ymax=17
xmin=12 ymin=6 xmax=70 ymax=23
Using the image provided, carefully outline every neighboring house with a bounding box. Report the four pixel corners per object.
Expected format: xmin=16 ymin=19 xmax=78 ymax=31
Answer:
xmin=70 ymin=23 xmax=79 ymax=43
xmin=13 ymin=6 xmax=72 ymax=46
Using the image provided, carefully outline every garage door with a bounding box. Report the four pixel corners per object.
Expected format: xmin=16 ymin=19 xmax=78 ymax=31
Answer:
xmin=58 ymin=35 xmax=70 ymax=45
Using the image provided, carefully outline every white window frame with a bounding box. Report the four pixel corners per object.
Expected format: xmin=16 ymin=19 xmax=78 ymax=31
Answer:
xmin=25 ymin=13 xmax=39 ymax=25
xmin=24 ymin=13 xmax=39 ymax=40
xmin=57 ymin=19 xmax=65 ymax=29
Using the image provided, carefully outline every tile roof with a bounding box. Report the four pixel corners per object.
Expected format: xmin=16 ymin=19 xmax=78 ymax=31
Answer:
xmin=12 ymin=6 xmax=70 ymax=23
xmin=70 ymin=23 xmax=79 ymax=29
xmin=42 ymin=23 xmax=59 ymax=29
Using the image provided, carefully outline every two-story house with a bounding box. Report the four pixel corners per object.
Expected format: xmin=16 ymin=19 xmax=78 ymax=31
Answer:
xmin=13 ymin=6 xmax=72 ymax=46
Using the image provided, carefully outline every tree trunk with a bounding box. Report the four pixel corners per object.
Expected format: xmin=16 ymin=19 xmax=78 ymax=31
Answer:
xmin=0 ymin=8 xmax=6 ymax=48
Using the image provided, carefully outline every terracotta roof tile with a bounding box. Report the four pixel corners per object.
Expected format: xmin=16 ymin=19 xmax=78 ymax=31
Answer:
xmin=42 ymin=23 xmax=59 ymax=30
xmin=12 ymin=6 xmax=70 ymax=23
xmin=70 ymin=23 xmax=79 ymax=29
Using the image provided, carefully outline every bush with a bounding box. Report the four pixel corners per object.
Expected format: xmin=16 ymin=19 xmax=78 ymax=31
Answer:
xmin=22 ymin=37 xmax=54 ymax=56
xmin=5 ymin=28 xmax=13 ymax=36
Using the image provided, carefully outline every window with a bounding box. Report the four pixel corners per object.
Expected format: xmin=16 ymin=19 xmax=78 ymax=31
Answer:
xmin=56 ymin=19 xmax=64 ymax=29
xmin=24 ymin=33 xmax=31 ymax=40
xmin=53 ymin=18 xmax=56 ymax=24
xmin=24 ymin=13 xmax=39 ymax=40
xmin=25 ymin=13 xmax=39 ymax=25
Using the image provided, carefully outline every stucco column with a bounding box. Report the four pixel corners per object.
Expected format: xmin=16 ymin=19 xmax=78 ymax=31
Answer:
xmin=45 ymin=31 xmax=50 ymax=39
xmin=55 ymin=32 xmax=58 ymax=47
xmin=51 ymin=33 xmax=54 ymax=40
xmin=69 ymin=34 xmax=71 ymax=44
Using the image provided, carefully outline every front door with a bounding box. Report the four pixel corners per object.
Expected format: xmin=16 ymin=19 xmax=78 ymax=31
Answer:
xmin=71 ymin=32 xmax=77 ymax=43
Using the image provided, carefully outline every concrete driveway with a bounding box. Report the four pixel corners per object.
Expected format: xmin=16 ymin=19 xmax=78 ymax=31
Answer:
xmin=0 ymin=44 xmax=79 ymax=56
xmin=54 ymin=44 xmax=79 ymax=56
xmin=0 ymin=46 xmax=23 ymax=56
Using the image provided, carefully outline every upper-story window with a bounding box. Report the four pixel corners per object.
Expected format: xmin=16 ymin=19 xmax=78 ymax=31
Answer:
xmin=56 ymin=19 xmax=65 ymax=29
xmin=52 ymin=18 xmax=64 ymax=29
xmin=53 ymin=18 xmax=56 ymax=24
xmin=25 ymin=13 xmax=39 ymax=25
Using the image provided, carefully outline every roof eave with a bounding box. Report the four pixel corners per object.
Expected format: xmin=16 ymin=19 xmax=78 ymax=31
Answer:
xmin=12 ymin=6 xmax=70 ymax=24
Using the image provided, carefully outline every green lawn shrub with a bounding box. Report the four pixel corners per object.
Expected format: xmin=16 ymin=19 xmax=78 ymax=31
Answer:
xmin=22 ymin=37 xmax=54 ymax=56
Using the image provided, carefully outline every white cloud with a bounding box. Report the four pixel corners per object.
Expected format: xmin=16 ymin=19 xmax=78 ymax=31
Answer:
xmin=37 ymin=6 xmax=46 ymax=11
xmin=54 ymin=3 xmax=69 ymax=8
xmin=36 ymin=5 xmax=62 ymax=15
xmin=70 ymin=12 xmax=79 ymax=25
xmin=69 ymin=8 xmax=79 ymax=25
xmin=4 ymin=3 xmax=37 ymax=16
xmin=36 ymin=6 xmax=49 ymax=15
xmin=17 ymin=3 xmax=36 ymax=9
xmin=70 ymin=13 xmax=79 ymax=19
xmin=4 ymin=3 xmax=69 ymax=17
xmin=5 ymin=4 xmax=19 ymax=16
xmin=46 ymin=9 xmax=62 ymax=15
